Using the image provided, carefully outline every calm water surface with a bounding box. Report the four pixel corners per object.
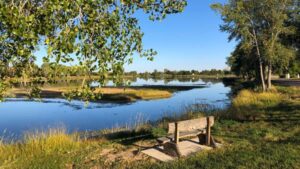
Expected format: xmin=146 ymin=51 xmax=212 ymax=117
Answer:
xmin=0 ymin=78 xmax=231 ymax=139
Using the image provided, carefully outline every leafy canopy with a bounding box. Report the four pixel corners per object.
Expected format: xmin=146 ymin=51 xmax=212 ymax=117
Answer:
xmin=212 ymin=0 xmax=297 ymax=89
xmin=0 ymin=0 xmax=187 ymax=100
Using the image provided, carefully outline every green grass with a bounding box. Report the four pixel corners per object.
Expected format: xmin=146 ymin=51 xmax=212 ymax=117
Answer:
xmin=0 ymin=86 xmax=300 ymax=169
xmin=132 ymin=142 xmax=300 ymax=169
xmin=223 ymin=87 xmax=300 ymax=122
xmin=0 ymin=129 xmax=114 ymax=169
xmin=129 ymin=86 xmax=300 ymax=169
xmin=130 ymin=118 xmax=300 ymax=168
xmin=129 ymin=87 xmax=300 ymax=168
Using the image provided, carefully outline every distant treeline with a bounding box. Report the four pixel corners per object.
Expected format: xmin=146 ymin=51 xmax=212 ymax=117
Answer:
xmin=2 ymin=63 xmax=232 ymax=81
xmin=125 ymin=69 xmax=233 ymax=78
xmin=3 ymin=63 xmax=231 ymax=87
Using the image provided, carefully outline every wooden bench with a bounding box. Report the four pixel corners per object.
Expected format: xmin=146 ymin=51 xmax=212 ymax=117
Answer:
xmin=157 ymin=116 xmax=216 ymax=157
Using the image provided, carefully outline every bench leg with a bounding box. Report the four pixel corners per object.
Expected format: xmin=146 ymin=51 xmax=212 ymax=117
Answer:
xmin=206 ymin=117 xmax=211 ymax=146
xmin=163 ymin=142 xmax=181 ymax=157
xmin=198 ymin=134 xmax=217 ymax=148
xmin=210 ymin=135 xmax=217 ymax=148
xmin=197 ymin=133 xmax=206 ymax=144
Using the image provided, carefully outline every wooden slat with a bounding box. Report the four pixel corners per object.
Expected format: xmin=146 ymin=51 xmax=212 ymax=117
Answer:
xmin=206 ymin=117 xmax=211 ymax=146
xmin=157 ymin=137 xmax=171 ymax=144
xmin=168 ymin=116 xmax=214 ymax=134
xmin=174 ymin=122 xmax=179 ymax=143
xmin=142 ymin=147 xmax=174 ymax=162
xmin=167 ymin=130 xmax=205 ymax=140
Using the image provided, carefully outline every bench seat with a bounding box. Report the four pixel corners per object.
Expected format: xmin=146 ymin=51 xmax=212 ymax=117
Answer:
xmin=167 ymin=129 xmax=205 ymax=140
xmin=157 ymin=129 xmax=206 ymax=144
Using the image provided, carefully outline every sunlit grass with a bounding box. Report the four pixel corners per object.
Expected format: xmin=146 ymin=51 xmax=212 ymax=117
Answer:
xmin=232 ymin=89 xmax=282 ymax=108
xmin=0 ymin=128 xmax=102 ymax=169
xmin=127 ymin=89 xmax=172 ymax=100
xmin=130 ymin=86 xmax=300 ymax=168
xmin=23 ymin=128 xmax=80 ymax=154
xmin=227 ymin=89 xmax=289 ymax=121
xmin=7 ymin=86 xmax=173 ymax=102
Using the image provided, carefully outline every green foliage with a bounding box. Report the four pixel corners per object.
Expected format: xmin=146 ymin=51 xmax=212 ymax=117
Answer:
xmin=0 ymin=0 xmax=187 ymax=100
xmin=138 ymin=69 xmax=231 ymax=78
xmin=0 ymin=81 xmax=7 ymax=102
xmin=212 ymin=0 xmax=298 ymax=89
xmin=62 ymin=85 xmax=101 ymax=102
xmin=226 ymin=42 xmax=259 ymax=80
xmin=28 ymin=86 xmax=42 ymax=100
xmin=281 ymin=4 xmax=300 ymax=75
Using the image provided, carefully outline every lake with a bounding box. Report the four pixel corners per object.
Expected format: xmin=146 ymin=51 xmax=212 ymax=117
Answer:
xmin=0 ymin=78 xmax=231 ymax=140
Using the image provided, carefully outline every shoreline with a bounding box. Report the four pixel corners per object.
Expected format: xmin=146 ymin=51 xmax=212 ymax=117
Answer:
xmin=4 ymin=85 xmax=206 ymax=103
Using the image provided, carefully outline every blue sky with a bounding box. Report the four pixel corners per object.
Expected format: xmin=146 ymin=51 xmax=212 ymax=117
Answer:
xmin=126 ymin=0 xmax=237 ymax=72
xmin=35 ymin=0 xmax=236 ymax=72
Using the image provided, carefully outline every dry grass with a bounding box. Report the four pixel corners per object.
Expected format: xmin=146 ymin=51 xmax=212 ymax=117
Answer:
xmin=232 ymin=90 xmax=283 ymax=108
xmin=227 ymin=86 xmax=300 ymax=121
xmin=0 ymin=129 xmax=85 ymax=169
xmin=0 ymin=127 xmax=153 ymax=169
xmin=126 ymin=89 xmax=172 ymax=100
xmin=0 ymin=128 xmax=129 ymax=169
xmin=6 ymin=86 xmax=172 ymax=102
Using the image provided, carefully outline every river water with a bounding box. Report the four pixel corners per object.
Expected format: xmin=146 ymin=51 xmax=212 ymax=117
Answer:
xmin=0 ymin=78 xmax=231 ymax=139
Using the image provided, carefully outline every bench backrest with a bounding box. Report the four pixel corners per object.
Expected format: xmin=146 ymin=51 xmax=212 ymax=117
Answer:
xmin=167 ymin=116 xmax=214 ymax=134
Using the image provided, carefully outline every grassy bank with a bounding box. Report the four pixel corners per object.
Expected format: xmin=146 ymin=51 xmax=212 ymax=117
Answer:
xmin=0 ymin=129 xmax=113 ymax=169
xmin=5 ymin=86 xmax=173 ymax=102
xmin=0 ymin=86 xmax=300 ymax=168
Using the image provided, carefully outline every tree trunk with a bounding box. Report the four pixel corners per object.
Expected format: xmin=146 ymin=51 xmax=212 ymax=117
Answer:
xmin=267 ymin=64 xmax=272 ymax=90
xmin=259 ymin=59 xmax=266 ymax=91
xmin=81 ymin=75 xmax=86 ymax=88
xmin=263 ymin=64 xmax=267 ymax=81
xmin=253 ymin=29 xmax=266 ymax=92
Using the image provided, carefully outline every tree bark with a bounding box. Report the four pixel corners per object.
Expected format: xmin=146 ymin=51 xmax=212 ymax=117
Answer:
xmin=259 ymin=59 xmax=266 ymax=91
xmin=81 ymin=75 xmax=86 ymax=88
xmin=267 ymin=64 xmax=272 ymax=90
xmin=253 ymin=29 xmax=266 ymax=91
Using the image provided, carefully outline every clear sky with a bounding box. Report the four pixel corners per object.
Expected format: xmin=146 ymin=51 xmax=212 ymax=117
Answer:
xmin=35 ymin=0 xmax=236 ymax=72
xmin=126 ymin=0 xmax=237 ymax=72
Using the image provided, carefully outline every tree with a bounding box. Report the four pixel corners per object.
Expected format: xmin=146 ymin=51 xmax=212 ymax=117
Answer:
xmin=226 ymin=42 xmax=258 ymax=80
xmin=281 ymin=2 xmax=300 ymax=76
xmin=0 ymin=0 xmax=187 ymax=100
xmin=212 ymin=0 xmax=296 ymax=91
